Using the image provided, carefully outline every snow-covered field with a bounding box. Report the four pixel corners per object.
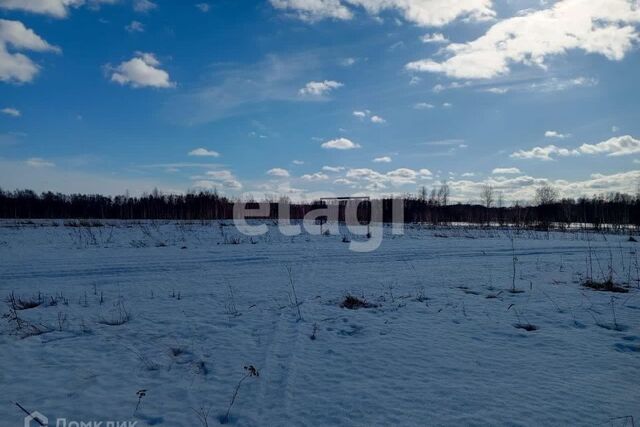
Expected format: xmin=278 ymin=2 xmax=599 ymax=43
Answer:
xmin=1 ymin=220 xmax=639 ymax=426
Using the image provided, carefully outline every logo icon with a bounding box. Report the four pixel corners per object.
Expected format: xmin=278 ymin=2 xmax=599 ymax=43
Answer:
xmin=24 ymin=411 xmax=48 ymax=427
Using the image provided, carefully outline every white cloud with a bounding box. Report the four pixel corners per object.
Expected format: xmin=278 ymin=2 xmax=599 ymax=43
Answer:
xmin=26 ymin=157 xmax=55 ymax=168
xmin=545 ymin=130 xmax=570 ymax=139
xmin=196 ymin=170 xmax=243 ymax=190
xmin=188 ymin=148 xmax=220 ymax=157
xmin=511 ymin=144 xmax=579 ymax=161
xmin=321 ymin=137 xmax=360 ymax=150
xmin=125 ymin=20 xmax=144 ymax=33
xmin=334 ymin=178 xmax=354 ymax=185
xmin=1 ymin=107 xmax=20 ymax=116
xmin=579 ymin=135 xmax=640 ymax=156
xmin=205 ymin=170 xmax=234 ymax=180
xmin=419 ymin=168 xmax=433 ymax=177
xmin=413 ymin=102 xmax=434 ymax=109
xmin=406 ymin=0 xmax=640 ymax=79
xmin=299 ymin=80 xmax=343 ymax=96
xmin=447 ymin=170 xmax=640 ymax=202
xmin=269 ymin=0 xmax=353 ymax=22
xmin=373 ymin=156 xmax=391 ymax=163
xmin=0 ymin=19 xmax=60 ymax=84
xmin=301 ymin=172 xmax=329 ymax=181
xmin=442 ymin=102 xmax=452 ymax=108
xmin=612 ymin=126 xmax=620 ymax=133
xmin=0 ymin=0 xmax=118 ymax=18
xmin=346 ymin=167 xmax=433 ymax=188
xmin=421 ymin=32 xmax=449 ymax=43
xmin=195 ymin=3 xmax=210 ymax=12
xmin=270 ymin=0 xmax=494 ymax=26
xmin=511 ymin=135 xmax=640 ymax=160
xmin=529 ymin=76 xmax=598 ymax=92
xmin=292 ymin=159 xmax=304 ymax=165
xmin=108 ymin=52 xmax=174 ymax=88
xmin=322 ymin=165 xmax=345 ymax=172
xmin=492 ymin=167 xmax=521 ymax=175
xmin=341 ymin=57 xmax=356 ymax=66
xmin=353 ymin=109 xmax=385 ymax=123
xmin=267 ymin=167 xmax=290 ymax=177
xmin=133 ymin=0 xmax=156 ymax=13
xmin=484 ymin=87 xmax=508 ymax=94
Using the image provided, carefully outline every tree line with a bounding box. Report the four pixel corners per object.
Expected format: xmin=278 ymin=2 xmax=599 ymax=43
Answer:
xmin=0 ymin=185 xmax=638 ymax=230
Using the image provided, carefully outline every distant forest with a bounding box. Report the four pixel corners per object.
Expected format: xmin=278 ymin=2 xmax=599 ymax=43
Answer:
xmin=0 ymin=186 xmax=639 ymax=229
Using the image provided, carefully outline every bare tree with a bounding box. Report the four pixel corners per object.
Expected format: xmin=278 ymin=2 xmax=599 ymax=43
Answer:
xmin=419 ymin=186 xmax=428 ymax=202
xmin=438 ymin=181 xmax=450 ymax=206
xmin=534 ymin=183 xmax=559 ymax=205
xmin=480 ymin=184 xmax=494 ymax=208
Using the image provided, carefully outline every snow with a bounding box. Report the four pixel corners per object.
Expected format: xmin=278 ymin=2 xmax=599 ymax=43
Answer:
xmin=0 ymin=220 xmax=638 ymax=426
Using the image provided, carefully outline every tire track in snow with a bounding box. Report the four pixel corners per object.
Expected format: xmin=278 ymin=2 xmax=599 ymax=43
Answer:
xmin=256 ymin=309 xmax=302 ymax=421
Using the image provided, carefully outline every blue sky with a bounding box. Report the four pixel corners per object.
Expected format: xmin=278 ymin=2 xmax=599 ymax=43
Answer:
xmin=0 ymin=0 xmax=639 ymax=202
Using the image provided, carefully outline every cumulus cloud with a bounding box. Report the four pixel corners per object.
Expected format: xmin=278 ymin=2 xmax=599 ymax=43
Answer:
xmin=195 ymin=3 xmax=210 ymax=12
xmin=0 ymin=19 xmax=60 ymax=84
xmin=545 ymin=130 xmax=570 ymax=139
xmin=406 ymin=0 xmax=640 ymax=79
xmin=421 ymin=32 xmax=449 ymax=43
xmin=1 ymin=107 xmax=20 ymax=116
xmin=373 ymin=156 xmax=391 ymax=163
xmin=341 ymin=57 xmax=357 ymax=66
xmin=346 ymin=167 xmax=432 ymax=189
xmin=578 ymin=135 xmax=640 ymax=156
xmin=448 ymin=170 xmax=640 ymax=202
xmin=511 ymin=144 xmax=579 ymax=161
xmin=492 ymin=167 xmax=521 ymax=175
xmin=414 ymin=102 xmax=434 ymax=109
xmin=484 ymin=87 xmax=509 ymax=94
xmin=270 ymin=0 xmax=353 ymax=22
xmin=0 ymin=0 xmax=118 ymax=18
xmin=321 ymin=137 xmax=360 ymax=150
xmin=133 ymin=0 xmax=156 ymax=13
xmin=299 ymin=80 xmax=343 ymax=96
xmin=188 ymin=148 xmax=220 ymax=157
xmin=353 ymin=109 xmax=385 ymax=123
xmin=26 ymin=157 xmax=55 ymax=168
xmin=292 ymin=159 xmax=304 ymax=165
xmin=301 ymin=172 xmax=329 ymax=181
xmin=108 ymin=52 xmax=174 ymax=89
xmin=195 ymin=169 xmax=243 ymax=190
xmin=270 ymin=0 xmax=494 ymax=26
xmin=511 ymin=135 xmax=640 ymax=160
xmin=267 ymin=167 xmax=290 ymax=177
xmin=125 ymin=20 xmax=144 ymax=33
xmin=322 ymin=165 xmax=345 ymax=172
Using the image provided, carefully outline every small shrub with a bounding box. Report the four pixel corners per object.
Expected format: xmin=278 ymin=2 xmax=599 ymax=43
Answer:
xmin=340 ymin=294 xmax=376 ymax=310
xmin=514 ymin=323 xmax=539 ymax=332
xmin=7 ymin=292 xmax=42 ymax=310
xmin=582 ymin=279 xmax=628 ymax=293
xmin=98 ymin=300 xmax=131 ymax=326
